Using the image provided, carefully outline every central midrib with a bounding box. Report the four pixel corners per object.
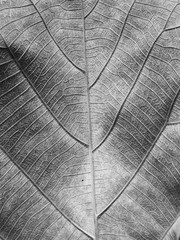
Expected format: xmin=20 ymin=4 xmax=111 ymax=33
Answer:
xmin=81 ymin=1 xmax=98 ymax=239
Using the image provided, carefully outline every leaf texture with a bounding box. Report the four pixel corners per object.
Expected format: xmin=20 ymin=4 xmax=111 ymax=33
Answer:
xmin=1 ymin=0 xmax=180 ymax=239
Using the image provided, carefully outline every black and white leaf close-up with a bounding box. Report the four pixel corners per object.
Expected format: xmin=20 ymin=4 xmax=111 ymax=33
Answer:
xmin=1 ymin=0 xmax=180 ymax=239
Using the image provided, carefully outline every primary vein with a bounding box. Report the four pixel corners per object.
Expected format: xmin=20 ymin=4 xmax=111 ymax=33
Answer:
xmin=81 ymin=1 xmax=97 ymax=239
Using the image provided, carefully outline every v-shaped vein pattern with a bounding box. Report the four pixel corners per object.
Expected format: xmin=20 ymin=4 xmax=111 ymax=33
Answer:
xmin=1 ymin=0 xmax=180 ymax=240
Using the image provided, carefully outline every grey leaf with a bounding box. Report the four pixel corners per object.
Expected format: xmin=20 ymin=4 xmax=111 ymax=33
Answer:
xmin=0 ymin=0 xmax=180 ymax=239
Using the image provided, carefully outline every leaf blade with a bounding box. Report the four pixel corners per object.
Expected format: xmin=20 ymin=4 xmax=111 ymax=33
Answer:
xmin=0 ymin=147 xmax=92 ymax=240
xmin=1 ymin=0 xmax=180 ymax=239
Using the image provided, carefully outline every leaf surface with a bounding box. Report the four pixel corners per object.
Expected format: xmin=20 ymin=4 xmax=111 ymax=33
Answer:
xmin=1 ymin=0 xmax=180 ymax=239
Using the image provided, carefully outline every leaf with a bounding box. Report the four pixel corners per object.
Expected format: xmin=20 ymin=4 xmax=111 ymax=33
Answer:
xmin=163 ymin=216 xmax=180 ymax=240
xmin=1 ymin=0 xmax=180 ymax=239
